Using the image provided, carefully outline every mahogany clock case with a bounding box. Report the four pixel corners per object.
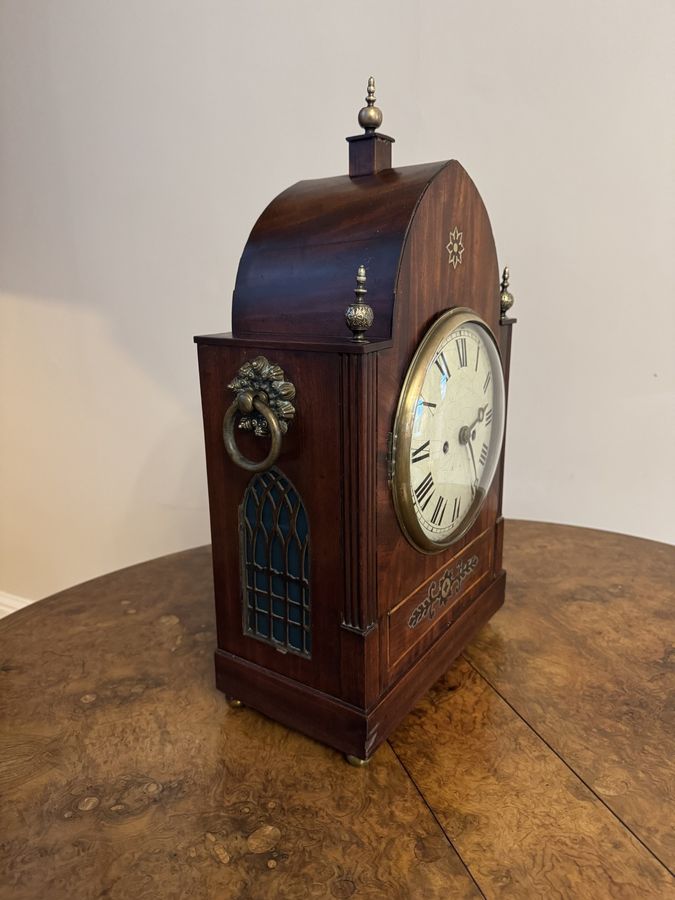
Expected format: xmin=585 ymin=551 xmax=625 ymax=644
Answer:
xmin=196 ymin=151 xmax=515 ymax=761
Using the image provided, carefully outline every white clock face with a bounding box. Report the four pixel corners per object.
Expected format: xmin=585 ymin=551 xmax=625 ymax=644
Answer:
xmin=392 ymin=310 xmax=506 ymax=553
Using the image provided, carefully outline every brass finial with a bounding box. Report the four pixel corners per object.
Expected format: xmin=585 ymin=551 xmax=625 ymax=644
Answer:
xmin=358 ymin=77 xmax=383 ymax=133
xmin=500 ymin=266 xmax=515 ymax=320
xmin=345 ymin=264 xmax=374 ymax=342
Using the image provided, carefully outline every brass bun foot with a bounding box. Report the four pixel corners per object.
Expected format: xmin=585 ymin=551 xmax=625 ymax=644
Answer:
xmin=227 ymin=698 xmax=243 ymax=708
xmin=345 ymin=754 xmax=369 ymax=767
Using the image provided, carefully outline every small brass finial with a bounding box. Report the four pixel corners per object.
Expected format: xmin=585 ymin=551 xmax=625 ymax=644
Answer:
xmin=358 ymin=76 xmax=383 ymax=133
xmin=500 ymin=266 xmax=514 ymax=319
xmin=345 ymin=264 xmax=374 ymax=342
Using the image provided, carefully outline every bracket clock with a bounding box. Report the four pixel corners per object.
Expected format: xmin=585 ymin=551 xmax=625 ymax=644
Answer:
xmin=195 ymin=78 xmax=516 ymax=764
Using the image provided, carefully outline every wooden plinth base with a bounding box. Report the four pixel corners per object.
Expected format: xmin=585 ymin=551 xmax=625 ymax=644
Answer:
xmin=215 ymin=571 xmax=506 ymax=760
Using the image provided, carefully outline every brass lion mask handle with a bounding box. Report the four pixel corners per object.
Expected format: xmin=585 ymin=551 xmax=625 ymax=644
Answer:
xmin=222 ymin=356 xmax=296 ymax=473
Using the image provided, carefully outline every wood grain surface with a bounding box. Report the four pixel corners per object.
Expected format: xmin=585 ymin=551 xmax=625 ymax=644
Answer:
xmin=466 ymin=520 xmax=675 ymax=870
xmin=0 ymin=548 xmax=478 ymax=900
xmin=391 ymin=660 xmax=673 ymax=899
xmin=1 ymin=522 xmax=673 ymax=899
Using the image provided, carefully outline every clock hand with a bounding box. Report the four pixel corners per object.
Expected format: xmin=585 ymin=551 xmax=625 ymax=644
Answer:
xmin=466 ymin=439 xmax=479 ymax=496
xmin=458 ymin=418 xmax=481 ymax=497
xmin=466 ymin=404 xmax=488 ymax=439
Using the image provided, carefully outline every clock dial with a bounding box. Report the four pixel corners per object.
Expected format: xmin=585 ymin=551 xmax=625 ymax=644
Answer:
xmin=392 ymin=309 xmax=506 ymax=553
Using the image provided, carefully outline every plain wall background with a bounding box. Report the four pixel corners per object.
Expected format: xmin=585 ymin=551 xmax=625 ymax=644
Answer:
xmin=1 ymin=0 xmax=673 ymax=601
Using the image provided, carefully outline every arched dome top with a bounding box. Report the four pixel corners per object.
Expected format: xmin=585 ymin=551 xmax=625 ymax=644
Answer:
xmin=232 ymin=161 xmax=449 ymax=343
xmin=231 ymin=158 xmax=499 ymax=348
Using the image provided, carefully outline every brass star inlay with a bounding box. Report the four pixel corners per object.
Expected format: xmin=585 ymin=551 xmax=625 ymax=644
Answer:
xmin=446 ymin=226 xmax=464 ymax=269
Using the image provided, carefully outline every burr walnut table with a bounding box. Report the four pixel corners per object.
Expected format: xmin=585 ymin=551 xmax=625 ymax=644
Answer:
xmin=1 ymin=521 xmax=673 ymax=900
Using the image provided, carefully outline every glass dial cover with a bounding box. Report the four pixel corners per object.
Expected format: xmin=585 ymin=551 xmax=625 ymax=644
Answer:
xmin=391 ymin=308 xmax=506 ymax=553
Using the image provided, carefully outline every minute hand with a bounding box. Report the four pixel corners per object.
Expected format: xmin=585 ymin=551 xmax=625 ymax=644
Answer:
xmin=466 ymin=439 xmax=478 ymax=484
xmin=459 ymin=415 xmax=481 ymax=498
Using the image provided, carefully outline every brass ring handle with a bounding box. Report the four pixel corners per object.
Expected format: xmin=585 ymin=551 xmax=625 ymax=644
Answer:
xmin=223 ymin=393 xmax=283 ymax=472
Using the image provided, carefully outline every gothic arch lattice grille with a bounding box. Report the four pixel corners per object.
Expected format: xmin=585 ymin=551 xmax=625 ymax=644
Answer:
xmin=239 ymin=468 xmax=311 ymax=657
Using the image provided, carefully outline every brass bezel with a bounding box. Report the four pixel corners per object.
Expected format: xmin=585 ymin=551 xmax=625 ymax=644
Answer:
xmin=391 ymin=307 xmax=506 ymax=555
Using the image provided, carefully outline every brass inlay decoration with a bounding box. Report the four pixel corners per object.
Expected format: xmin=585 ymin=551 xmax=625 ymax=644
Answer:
xmin=345 ymin=264 xmax=374 ymax=342
xmin=408 ymin=554 xmax=479 ymax=629
xmin=223 ymin=356 xmax=296 ymax=473
xmin=446 ymin=226 xmax=464 ymax=269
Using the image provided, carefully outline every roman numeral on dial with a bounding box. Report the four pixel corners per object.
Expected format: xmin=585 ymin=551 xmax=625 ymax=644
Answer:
xmin=414 ymin=473 xmax=434 ymax=510
xmin=475 ymin=344 xmax=481 ymax=371
xmin=484 ymin=407 xmax=493 ymax=426
xmin=456 ymin=337 xmax=468 ymax=368
xmin=483 ymin=371 xmax=491 ymax=394
xmin=435 ymin=352 xmax=451 ymax=380
xmin=411 ymin=440 xmax=430 ymax=464
xmin=451 ymin=496 xmax=461 ymax=522
xmin=479 ymin=442 xmax=488 ymax=466
xmin=431 ymin=496 xmax=447 ymax=526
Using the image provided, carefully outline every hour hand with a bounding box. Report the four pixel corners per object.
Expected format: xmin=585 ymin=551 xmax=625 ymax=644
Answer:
xmin=419 ymin=398 xmax=437 ymax=415
xmin=466 ymin=404 xmax=488 ymax=437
